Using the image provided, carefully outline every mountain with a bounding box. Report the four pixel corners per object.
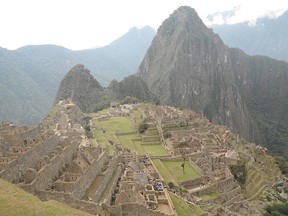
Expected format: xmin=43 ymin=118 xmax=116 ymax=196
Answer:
xmin=108 ymin=75 xmax=159 ymax=104
xmin=211 ymin=10 xmax=288 ymax=61
xmin=137 ymin=6 xmax=288 ymax=158
xmin=55 ymin=64 xmax=157 ymax=112
xmin=0 ymin=47 xmax=53 ymax=125
xmin=0 ymin=26 xmax=155 ymax=125
xmin=54 ymin=64 xmax=108 ymax=112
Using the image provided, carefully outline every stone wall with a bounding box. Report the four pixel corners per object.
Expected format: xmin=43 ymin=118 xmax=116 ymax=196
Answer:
xmin=19 ymin=127 xmax=42 ymax=144
xmin=72 ymin=151 xmax=108 ymax=199
xmin=108 ymin=203 xmax=175 ymax=216
xmin=142 ymin=136 xmax=160 ymax=142
xmin=104 ymin=165 xmax=123 ymax=204
xmin=180 ymin=176 xmax=209 ymax=189
xmin=92 ymin=155 xmax=119 ymax=202
xmin=35 ymin=190 xmax=101 ymax=215
xmin=0 ymin=135 xmax=63 ymax=183
xmin=20 ymin=138 xmax=80 ymax=193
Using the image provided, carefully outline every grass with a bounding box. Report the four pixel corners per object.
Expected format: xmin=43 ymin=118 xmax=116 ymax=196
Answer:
xmin=141 ymin=144 xmax=169 ymax=156
xmin=162 ymin=160 xmax=201 ymax=182
xmin=117 ymin=133 xmax=141 ymax=149
xmin=98 ymin=169 xmax=118 ymax=202
xmin=0 ymin=179 xmax=91 ymax=216
xmin=92 ymin=109 xmax=169 ymax=157
xmin=152 ymin=159 xmax=178 ymax=185
xmin=152 ymin=159 xmax=201 ymax=185
xmin=169 ymin=192 xmax=203 ymax=216
xmin=93 ymin=115 xmax=136 ymax=146
xmin=198 ymin=192 xmax=220 ymax=201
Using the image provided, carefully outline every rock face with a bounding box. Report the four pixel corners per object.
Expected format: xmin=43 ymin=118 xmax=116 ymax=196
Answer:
xmin=108 ymin=75 xmax=158 ymax=104
xmin=55 ymin=64 xmax=106 ymax=112
xmin=137 ymin=6 xmax=288 ymax=157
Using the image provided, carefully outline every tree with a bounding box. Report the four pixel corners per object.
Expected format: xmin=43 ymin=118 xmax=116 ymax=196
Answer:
xmin=181 ymin=159 xmax=186 ymax=174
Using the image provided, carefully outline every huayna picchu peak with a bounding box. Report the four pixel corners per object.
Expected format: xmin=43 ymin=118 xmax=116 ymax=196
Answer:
xmin=138 ymin=6 xmax=288 ymax=159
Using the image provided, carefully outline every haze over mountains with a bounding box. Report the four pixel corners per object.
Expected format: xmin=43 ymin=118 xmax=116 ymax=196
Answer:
xmin=211 ymin=10 xmax=288 ymax=61
xmin=0 ymin=26 xmax=155 ymax=125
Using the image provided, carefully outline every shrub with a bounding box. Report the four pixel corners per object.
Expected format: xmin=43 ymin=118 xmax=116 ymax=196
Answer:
xmin=164 ymin=131 xmax=172 ymax=139
xmin=138 ymin=122 xmax=148 ymax=134
xmin=275 ymin=156 xmax=288 ymax=178
xmin=176 ymin=141 xmax=189 ymax=148
xmin=265 ymin=203 xmax=288 ymax=215
xmin=229 ymin=161 xmax=247 ymax=185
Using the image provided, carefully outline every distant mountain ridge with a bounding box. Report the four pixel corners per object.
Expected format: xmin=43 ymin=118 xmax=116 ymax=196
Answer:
xmin=211 ymin=10 xmax=288 ymax=61
xmin=137 ymin=6 xmax=288 ymax=158
xmin=0 ymin=26 xmax=155 ymax=125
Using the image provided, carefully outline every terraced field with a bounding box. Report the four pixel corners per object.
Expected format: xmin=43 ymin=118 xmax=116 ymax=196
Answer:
xmin=92 ymin=109 xmax=170 ymax=157
xmin=169 ymin=192 xmax=203 ymax=216
xmin=152 ymin=159 xmax=201 ymax=185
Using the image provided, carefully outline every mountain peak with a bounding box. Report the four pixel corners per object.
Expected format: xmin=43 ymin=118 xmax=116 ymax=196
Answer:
xmin=54 ymin=64 xmax=103 ymax=112
xmin=69 ymin=64 xmax=90 ymax=75
xmin=157 ymin=6 xmax=206 ymax=37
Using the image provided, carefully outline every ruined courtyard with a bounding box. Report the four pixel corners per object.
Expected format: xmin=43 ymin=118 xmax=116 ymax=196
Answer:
xmin=0 ymin=101 xmax=286 ymax=215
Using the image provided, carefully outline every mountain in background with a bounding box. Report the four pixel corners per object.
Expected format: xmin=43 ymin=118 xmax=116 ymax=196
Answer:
xmin=137 ymin=6 xmax=288 ymax=158
xmin=54 ymin=64 xmax=157 ymax=112
xmin=211 ymin=10 xmax=288 ymax=61
xmin=0 ymin=26 xmax=155 ymax=125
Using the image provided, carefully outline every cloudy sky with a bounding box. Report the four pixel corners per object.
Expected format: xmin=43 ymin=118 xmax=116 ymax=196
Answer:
xmin=1 ymin=0 xmax=287 ymax=50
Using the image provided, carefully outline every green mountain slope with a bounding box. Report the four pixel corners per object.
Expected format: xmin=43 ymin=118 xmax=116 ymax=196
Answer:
xmin=0 ymin=26 xmax=155 ymax=125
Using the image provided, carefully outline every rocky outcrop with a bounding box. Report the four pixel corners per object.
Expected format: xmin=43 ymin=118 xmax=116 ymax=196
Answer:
xmin=137 ymin=6 xmax=288 ymax=157
xmin=54 ymin=64 xmax=108 ymax=112
xmin=108 ymin=75 xmax=158 ymax=104
xmin=55 ymin=65 xmax=158 ymax=113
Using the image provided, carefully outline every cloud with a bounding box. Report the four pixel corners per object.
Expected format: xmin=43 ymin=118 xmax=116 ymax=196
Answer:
xmin=206 ymin=6 xmax=240 ymax=24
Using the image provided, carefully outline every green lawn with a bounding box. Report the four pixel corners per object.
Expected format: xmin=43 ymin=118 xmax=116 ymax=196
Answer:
xmin=92 ymin=115 xmax=136 ymax=146
xmin=198 ymin=192 xmax=220 ymax=201
xmin=117 ymin=133 xmax=141 ymax=149
xmin=0 ymin=179 xmax=91 ymax=216
xmin=93 ymin=116 xmax=135 ymax=133
xmin=129 ymin=109 xmax=143 ymax=125
xmin=162 ymin=160 xmax=201 ymax=182
xmin=152 ymin=159 xmax=178 ymax=185
xmin=141 ymin=144 xmax=169 ymax=156
xmin=169 ymin=192 xmax=203 ymax=216
xmin=92 ymin=110 xmax=169 ymax=157
xmin=152 ymin=159 xmax=201 ymax=185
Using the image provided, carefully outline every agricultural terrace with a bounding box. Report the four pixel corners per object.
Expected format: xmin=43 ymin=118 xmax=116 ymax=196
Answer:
xmin=169 ymin=192 xmax=203 ymax=216
xmin=91 ymin=108 xmax=169 ymax=157
xmin=152 ymin=159 xmax=201 ymax=185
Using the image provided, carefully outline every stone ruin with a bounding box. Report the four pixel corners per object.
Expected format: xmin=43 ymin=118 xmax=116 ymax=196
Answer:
xmin=0 ymin=101 xmax=178 ymax=216
xmin=0 ymin=101 xmax=123 ymax=215
xmin=0 ymin=101 xmax=282 ymax=215
xmin=138 ymin=103 xmax=281 ymax=214
xmin=107 ymin=151 xmax=176 ymax=216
